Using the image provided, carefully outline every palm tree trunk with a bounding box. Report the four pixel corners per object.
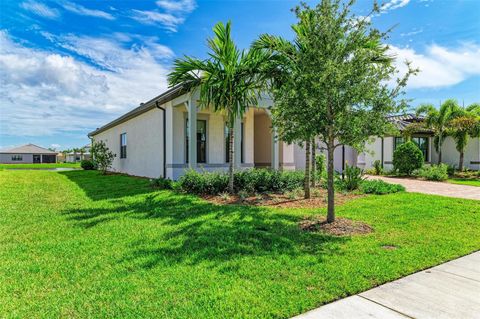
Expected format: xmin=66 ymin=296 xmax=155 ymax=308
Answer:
xmin=311 ymin=138 xmax=316 ymax=187
xmin=228 ymin=126 xmax=235 ymax=193
xmin=326 ymin=133 xmax=335 ymax=223
xmin=304 ymin=139 xmax=311 ymax=199
xmin=459 ymin=151 xmax=464 ymax=172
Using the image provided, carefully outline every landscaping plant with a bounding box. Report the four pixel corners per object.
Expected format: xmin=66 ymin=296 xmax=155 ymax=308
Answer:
xmin=359 ymin=180 xmax=405 ymax=194
xmin=254 ymin=0 xmax=416 ymax=222
xmin=91 ymin=140 xmax=116 ymax=175
xmin=393 ymin=141 xmax=424 ymax=176
xmin=373 ymin=160 xmax=383 ymax=175
xmin=80 ymin=160 xmax=95 ymax=170
xmin=341 ymin=163 xmax=364 ymax=191
xmin=418 ymin=164 xmax=449 ymax=181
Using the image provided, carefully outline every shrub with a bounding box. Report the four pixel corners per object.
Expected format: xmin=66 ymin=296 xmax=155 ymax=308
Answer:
xmin=359 ymin=180 xmax=405 ymax=194
xmin=150 ymin=177 xmax=173 ymax=189
xmin=418 ymin=164 xmax=449 ymax=181
xmin=91 ymin=140 xmax=116 ymax=175
xmin=373 ymin=160 xmax=383 ymax=175
xmin=315 ymin=154 xmax=326 ymax=180
xmin=80 ymin=159 xmax=95 ymax=170
xmin=177 ymin=168 xmax=305 ymax=195
xmin=340 ymin=163 xmax=364 ymax=191
xmin=446 ymin=164 xmax=456 ymax=176
xmin=393 ymin=141 xmax=424 ymax=175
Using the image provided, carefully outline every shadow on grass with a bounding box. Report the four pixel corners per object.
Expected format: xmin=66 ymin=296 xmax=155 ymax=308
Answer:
xmin=59 ymin=170 xmax=155 ymax=201
xmin=61 ymin=171 xmax=348 ymax=268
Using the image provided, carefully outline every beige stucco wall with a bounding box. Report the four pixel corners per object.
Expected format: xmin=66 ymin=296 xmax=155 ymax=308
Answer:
xmin=431 ymin=137 xmax=480 ymax=170
xmin=254 ymin=112 xmax=272 ymax=166
xmin=92 ymin=107 xmax=164 ymax=178
xmin=294 ymin=140 xmax=357 ymax=172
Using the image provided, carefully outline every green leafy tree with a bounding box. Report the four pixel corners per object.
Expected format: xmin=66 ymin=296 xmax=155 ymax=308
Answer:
xmin=393 ymin=141 xmax=424 ymax=175
xmin=91 ymin=140 xmax=116 ymax=175
xmin=255 ymin=0 xmax=416 ymax=222
xmin=416 ymin=99 xmax=459 ymax=164
xmin=168 ymin=21 xmax=270 ymax=193
xmin=448 ymin=103 xmax=480 ymax=171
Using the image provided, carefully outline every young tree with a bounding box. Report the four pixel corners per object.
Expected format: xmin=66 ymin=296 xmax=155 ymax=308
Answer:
xmin=168 ymin=21 xmax=270 ymax=193
xmin=258 ymin=0 xmax=415 ymax=223
xmin=91 ymin=140 xmax=116 ymax=175
xmin=416 ymin=99 xmax=459 ymax=164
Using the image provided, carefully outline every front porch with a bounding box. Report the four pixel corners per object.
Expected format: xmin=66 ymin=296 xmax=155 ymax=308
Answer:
xmin=165 ymin=94 xmax=294 ymax=180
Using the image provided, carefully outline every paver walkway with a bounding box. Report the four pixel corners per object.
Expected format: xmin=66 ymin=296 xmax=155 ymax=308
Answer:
xmin=293 ymin=251 xmax=480 ymax=319
xmin=366 ymin=175 xmax=480 ymax=200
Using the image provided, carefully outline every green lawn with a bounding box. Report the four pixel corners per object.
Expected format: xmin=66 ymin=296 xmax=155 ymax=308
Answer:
xmin=0 ymin=162 xmax=81 ymax=169
xmin=448 ymin=178 xmax=480 ymax=187
xmin=1 ymin=170 xmax=479 ymax=318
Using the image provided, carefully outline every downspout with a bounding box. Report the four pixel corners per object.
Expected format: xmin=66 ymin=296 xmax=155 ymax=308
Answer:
xmin=341 ymin=144 xmax=345 ymax=179
xmin=381 ymin=137 xmax=384 ymax=168
xmin=156 ymin=101 xmax=167 ymax=178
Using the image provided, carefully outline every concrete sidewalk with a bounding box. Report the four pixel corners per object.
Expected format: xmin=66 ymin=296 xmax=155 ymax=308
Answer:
xmin=293 ymin=251 xmax=480 ymax=319
xmin=366 ymin=175 xmax=480 ymax=200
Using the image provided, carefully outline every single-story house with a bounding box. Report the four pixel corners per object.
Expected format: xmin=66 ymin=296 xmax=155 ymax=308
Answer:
xmin=89 ymin=85 xmax=479 ymax=179
xmin=0 ymin=144 xmax=57 ymax=164
xmin=358 ymin=114 xmax=480 ymax=171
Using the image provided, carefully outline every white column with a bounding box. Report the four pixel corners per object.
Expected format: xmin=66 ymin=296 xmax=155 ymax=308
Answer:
xmin=234 ymin=116 xmax=242 ymax=168
xmin=188 ymin=98 xmax=197 ymax=168
xmin=271 ymin=126 xmax=279 ymax=170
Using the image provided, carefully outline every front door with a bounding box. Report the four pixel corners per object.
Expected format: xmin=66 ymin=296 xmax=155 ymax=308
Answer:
xmin=33 ymin=155 xmax=41 ymax=163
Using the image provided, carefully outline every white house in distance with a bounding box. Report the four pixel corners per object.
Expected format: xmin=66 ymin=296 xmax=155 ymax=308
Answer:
xmin=89 ymin=84 xmax=479 ymax=179
xmin=0 ymin=144 xmax=57 ymax=164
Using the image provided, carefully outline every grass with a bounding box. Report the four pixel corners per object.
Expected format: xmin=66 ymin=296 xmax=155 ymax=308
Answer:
xmin=0 ymin=170 xmax=479 ymax=318
xmin=0 ymin=162 xmax=81 ymax=169
xmin=447 ymin=178 xmax=480 ymax=187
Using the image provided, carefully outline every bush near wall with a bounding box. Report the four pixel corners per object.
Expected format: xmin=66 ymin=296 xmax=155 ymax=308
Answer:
xmin=417 ymin=164 xmax=449 ymax=181
xmin=393 ymin=141 xmax=424 ymax=176
xmin=177 ymin=168 xmax=304 ymax=195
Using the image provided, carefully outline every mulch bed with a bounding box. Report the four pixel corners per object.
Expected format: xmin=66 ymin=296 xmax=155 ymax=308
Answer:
xmin=299 ymin=216 xmax=373 ymax=236
xmin=203 ymin=188 xmax=363 ymax=209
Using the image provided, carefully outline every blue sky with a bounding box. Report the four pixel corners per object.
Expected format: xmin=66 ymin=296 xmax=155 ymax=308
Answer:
xmin=0 ymin=0 xmax=479 ymax=150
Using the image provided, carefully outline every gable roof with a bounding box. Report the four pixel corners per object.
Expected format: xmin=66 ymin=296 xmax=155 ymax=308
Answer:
xmin=88 ymin=83 xmax=185 ymax=137
xmin=0 ymin=144 xmax=57 ymax=154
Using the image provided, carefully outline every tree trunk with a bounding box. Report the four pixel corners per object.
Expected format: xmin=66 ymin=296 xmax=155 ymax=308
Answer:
xmin=304 ymin=139 xmax=311 ymax=199
xmin=326 ymin=133 xmax=335 ymax=223
xmin=311 ymin=138 xmax=316 ymax=187
xmin=438 ymin=150 xmax=442 ymax=165
xmin=228 ymin=126 xmax=235 ymax=193
xmin=459 ymin=151 xmax=464 ymax=172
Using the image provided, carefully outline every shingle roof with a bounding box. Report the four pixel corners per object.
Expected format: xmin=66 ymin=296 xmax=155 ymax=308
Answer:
xmin=0 ymin=144 xmax=57 ymax=154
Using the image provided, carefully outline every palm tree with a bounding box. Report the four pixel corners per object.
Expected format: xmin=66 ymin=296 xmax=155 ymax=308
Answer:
xmin=252 ymin=27 xmax=317 ymax=199
xmin=416 ymin=99 xmax=458 ymax=164
xmin=168 ymin=21 xmax=270 ymax=193
xmin=448 ymin=103 xmax=480 ymax=171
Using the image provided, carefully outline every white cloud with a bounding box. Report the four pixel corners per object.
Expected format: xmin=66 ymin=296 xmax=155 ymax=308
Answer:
xmin=131 ymin=0 xmax=196 ymax=31
xmin=391 ymin=43 xmax=480 ymax=89
xmin=381 ymin=0 xmax=411 ymax=11
xmin=20 ymin=0 xmax=60 ymax=19
xmin=62 ymin=2 xmax=115 ymax=20
xmin=0 ymin=31 xmax=171 ymax=137
xmin=50 ymin=143 xmax=61 ymax=149
xmin=156 ymin=0 xmax=196 ymax=13
xmin=131 ymin=10 xmax=183 ymax=31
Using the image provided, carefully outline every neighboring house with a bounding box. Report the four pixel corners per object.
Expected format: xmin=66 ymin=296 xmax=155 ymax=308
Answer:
xmin=66 ymin=145 xmax=91 ymax=162
xmin=357 ymin=114 xmax=480 ymax=171
xmin=89 ymin=85 xmax=479 ymax=179
xmin=0 ymin=144 xmax=57 ymax=164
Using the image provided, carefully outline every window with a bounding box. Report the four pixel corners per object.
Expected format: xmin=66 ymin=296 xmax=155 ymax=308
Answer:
xmin=185 ymin=119 xmax=207 ymax=163
xmin=120 ymin=133 xmax=127 ymax=158
xmin=225 ymin=122 xmax=244 ymax=163
xmin=11 ymin=155 xmax=22 ymax=161
xmin=394 ymin=136 xmax=429 ymax=162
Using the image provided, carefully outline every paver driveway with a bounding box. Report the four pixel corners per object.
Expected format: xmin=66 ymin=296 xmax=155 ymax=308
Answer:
xmin=367 ymin=176 xmax=480 ymax=200
xmin=293 ymin=252 xmax=480 ymax=319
